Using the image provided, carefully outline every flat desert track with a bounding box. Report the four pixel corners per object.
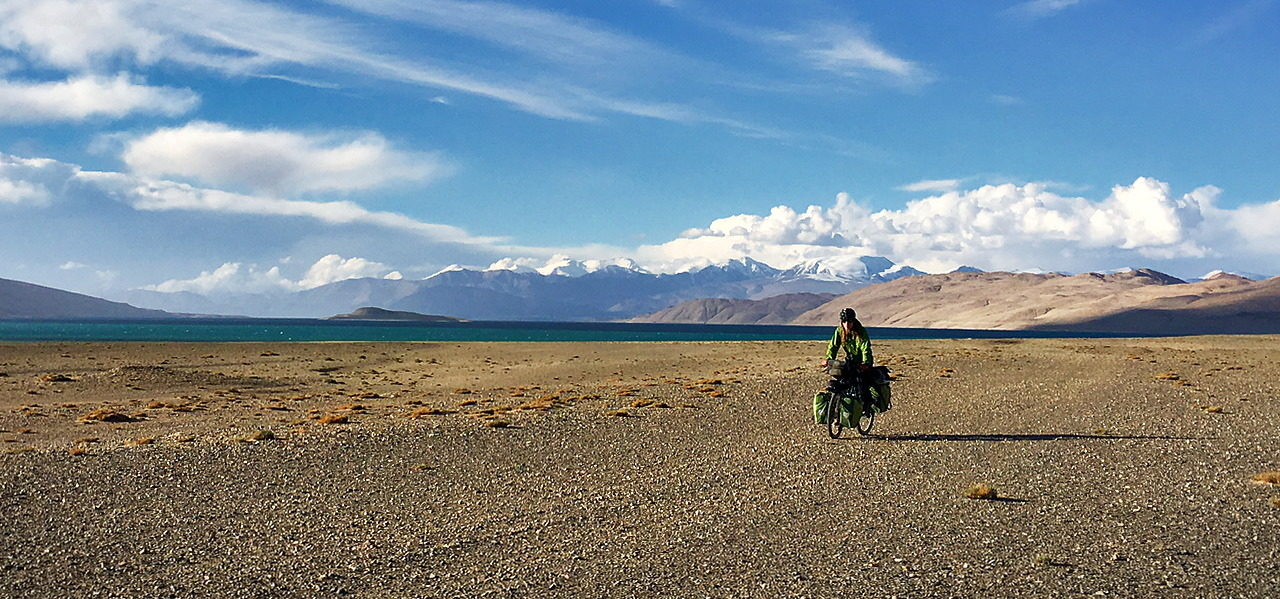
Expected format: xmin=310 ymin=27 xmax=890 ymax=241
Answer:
xmin=1 ymin=336 xmax=1278 ymax=598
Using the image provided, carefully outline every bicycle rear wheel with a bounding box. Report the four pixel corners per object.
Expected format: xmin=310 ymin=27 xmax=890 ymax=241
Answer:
xmin=855 ymin=385 xmax=875 ymax=436
xmin=825 ymin=391 xmax=843 ymax=438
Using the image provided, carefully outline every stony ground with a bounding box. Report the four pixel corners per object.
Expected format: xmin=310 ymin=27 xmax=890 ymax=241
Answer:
xmin=1 ymin=337 xmax=1278 ymax=598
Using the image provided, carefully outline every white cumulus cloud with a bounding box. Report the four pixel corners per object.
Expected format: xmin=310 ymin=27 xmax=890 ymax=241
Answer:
xmin=0 ymin=154 xmax=77 ymax=205
xmin=146 ymin=254 xmax=399 ymax=294
xmin=0 ymin=74 xmax=197 ymax=122
xmin=120 ymin=122 xmax=448 ymax=196
xmin=634 ymin=178 xmax=1279 ymax=276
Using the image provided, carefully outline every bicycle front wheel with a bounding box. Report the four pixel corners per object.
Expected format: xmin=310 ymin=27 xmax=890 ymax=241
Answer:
xmin=826 ymin=392 xmax=843 ymax=439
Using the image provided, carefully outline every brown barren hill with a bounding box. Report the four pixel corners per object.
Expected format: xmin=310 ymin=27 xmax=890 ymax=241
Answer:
xmin=631 ymin=293 xmax=836 ymax=324
xmin=794 ymin=269 xmax=1280 ymax=333
xmin=0 ymin=277 xmax=168 ymax=319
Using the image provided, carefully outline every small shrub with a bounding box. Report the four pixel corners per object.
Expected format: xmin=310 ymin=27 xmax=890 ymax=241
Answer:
xmin=316 ymin=413 xmax=348 ymax=425
xmin=964 ymin=483 xmax=998 ymax=500
xmin=1204 ymin=406 xmax=1224 ymax=414
xmin=79 ymin=409 xmax=136 ymax=423
xmin=1251 ymin=471 xmax=1280 ymax=486
xmin=452 ymin=388 xmax=472 ymax=395
xmin=1154 ymin=372 xmax=1180 ymax=381
xmin=630 ymin=399 xmax=655 ymax=408
xmin=41 ymin=373 xmax=74 ymax=383
xmin=234 ymin=430 xmax=275 ymax=443
xmin=484 ymin=419 xmax=511 ymax=428
xmin=607 ymin=409 xmax=632 ymax=417
xmin=128 ymin=437 xmax=156 ymax=446
xmin=68 ymin=447 xmax=88 ymax=456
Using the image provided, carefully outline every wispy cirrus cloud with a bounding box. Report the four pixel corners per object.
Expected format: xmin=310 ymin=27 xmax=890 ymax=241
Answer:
xmin=1196 ymin=0 xmax=1276 ymax=44
xmin=2 ymin=151 xmax=626 ymax=264
xmin=321 ymin=0 xmax=675 ymax=71
xmin=733 ymin=22 xmax=931 ymax=88
xmin=1003 ymin=0 xmax=1088 ymax=21
xmin=896 ymin=178 xmax=963 ymax=193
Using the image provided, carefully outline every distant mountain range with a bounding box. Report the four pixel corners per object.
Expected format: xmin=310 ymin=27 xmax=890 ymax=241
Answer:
xmin=0 ymin=278 xmax=168 ymax=319
xmin=119 ymin=256 xmax=924 ymax=320
xmin=790 ymin=269 xmax=1280 ymax=334
xmin=6 ymin=259 xmax=1277 ymax=335
xmin=630 ymin=293 xmax=837 ymax=325
xmin=638 ymin=268 xmax=1280 ymax=334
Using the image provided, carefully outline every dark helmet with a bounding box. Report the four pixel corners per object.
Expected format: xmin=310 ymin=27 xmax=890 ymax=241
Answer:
xmin=839 ymin=307 xmax=856 ymax=322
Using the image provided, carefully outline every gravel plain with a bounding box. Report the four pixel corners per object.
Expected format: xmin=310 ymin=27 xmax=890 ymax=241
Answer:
xmin=1 ymin=336 xmax=1278 ymax=598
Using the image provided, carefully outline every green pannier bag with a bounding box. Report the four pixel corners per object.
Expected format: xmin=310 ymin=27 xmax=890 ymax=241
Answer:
xmin=813 ymin=391 xmax=861 ymax=426
xmin=813 ymin=391 xmax=830 ymax=424
xmin=868 ymin=366 xmax=892 ymax=413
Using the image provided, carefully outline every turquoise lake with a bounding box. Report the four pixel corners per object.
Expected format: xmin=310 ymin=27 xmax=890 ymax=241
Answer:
xmin=0 ymin=319 xmax=1133 ymax=343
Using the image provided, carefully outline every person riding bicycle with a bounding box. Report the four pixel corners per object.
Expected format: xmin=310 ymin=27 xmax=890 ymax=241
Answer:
xmin=820 ymin=307 xmax=872 ymax=397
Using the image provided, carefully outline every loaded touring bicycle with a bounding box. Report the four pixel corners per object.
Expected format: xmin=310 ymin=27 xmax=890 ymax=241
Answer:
xmin=813 ymin=359 xmax=892 ymax=438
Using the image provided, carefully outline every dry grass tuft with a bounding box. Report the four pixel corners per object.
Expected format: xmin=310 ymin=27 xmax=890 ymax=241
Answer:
xmin=79 ymin=409 xmax=137 ymax=423
xmin=1251 ymin=471 xmax=1280 ymax=486
xmin=452 ymin=388 xmax=472 ymax=395
xmin=74 ymin=437 xmax=98 ymax=444
xmin=316 ymin=413 xmax=349 ymax=425
xmin=964 ymin=483 xmax=998 ymax=500
xmin=1154 ymin=372 xmax=1180 ymax=381
xmin=1203 ymin=406 xmax=1224 ymax=414
xmin=6 ymin=447 xmax=35 ymax=455
xmin=127 ymin=437 xmax=156 ymax=446
xmin=1270 ymin=497 xmax=1280 ymax=508
xmin=484 ymin=419 xmax=511 ymax=428
xmin=630 ymin=399 xmax=655 ymax=408
xmin=607 ymin=409 xmax=632 ymax=417
xmin=456 ymin=399 xmax=479 ymax=407
xmin=335 ymin=403 xmax=366 ymax=411
xmin=406 ymin=407 xmax=454 ymax=418
xmin=234 ymin=429 xmax=275 ymax=443
xmin=706 ymin=390 xmax=725 ymax=398
xmin=68 ymin=447 xmax=88 ymax=456
xmin=937 ymin=368 xmax=956 ymax=378
xmin=41 ymin=373 xmax=75 ymax=383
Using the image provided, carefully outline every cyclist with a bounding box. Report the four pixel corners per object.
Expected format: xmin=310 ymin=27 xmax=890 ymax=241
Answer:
xmin=820 ymin=307 xmax=872 ymax=397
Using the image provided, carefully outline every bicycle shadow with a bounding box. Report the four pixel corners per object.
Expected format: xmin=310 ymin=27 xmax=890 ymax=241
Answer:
xmin=862 ymin=432 xmax=1207 ymax=442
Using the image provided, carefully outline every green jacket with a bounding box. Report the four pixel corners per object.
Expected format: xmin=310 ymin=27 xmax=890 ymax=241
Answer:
xmin=825 ymin=322 xmax=872 ymax=367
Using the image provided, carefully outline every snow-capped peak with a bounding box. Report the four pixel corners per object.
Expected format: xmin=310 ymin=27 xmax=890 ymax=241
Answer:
xmin=484 ymin=255 xmax=649 ymax=278
xmin=1199 ymin=269 xmax=1268 ymax=281
xmin=538 ymin=255 xmax=588 ymax=277
xmin=779 ymin=255 xmax=898 ymax=282
xmin=485 ymin=258 xmax=539 ymax=274
xmin=426 ymin=264 xmax=469 ymax=279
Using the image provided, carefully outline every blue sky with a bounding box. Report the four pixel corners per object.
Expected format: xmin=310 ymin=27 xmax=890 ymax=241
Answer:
xmin=1 ymin=0 xmax=1278 ymax=296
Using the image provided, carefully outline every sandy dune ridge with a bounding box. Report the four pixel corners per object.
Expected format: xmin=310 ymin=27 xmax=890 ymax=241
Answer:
xmin=1 ymin=337 xmax=1278 ymax=597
